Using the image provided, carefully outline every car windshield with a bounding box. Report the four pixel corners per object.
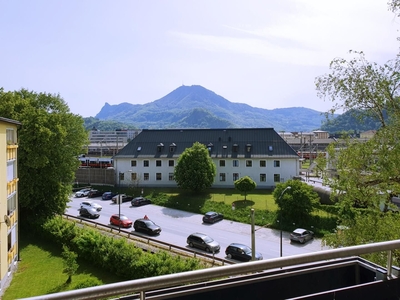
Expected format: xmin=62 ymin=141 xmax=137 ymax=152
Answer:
xmin=144 ymin=220 xmax=155 ymax=226
xmin=242 ymin=246 xmax=252 ymax=254
xmin=203 ymin=236 xmax=214 ymax=243
xmin=119 ymin=216 xmax=129 ymax=220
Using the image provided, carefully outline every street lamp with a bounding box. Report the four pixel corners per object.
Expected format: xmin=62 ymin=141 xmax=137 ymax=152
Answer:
xmin=279 ymin=186 xmax=291 ymax=257
xmin=251 ymin=209 xmax=255 ymax=261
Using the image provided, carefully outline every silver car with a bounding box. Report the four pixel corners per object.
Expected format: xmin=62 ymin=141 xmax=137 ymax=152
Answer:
xmin=80 ymin=200 xmax=102 ymax=212
xmin=290 ymin=228 xmax=314 ymax=244
xmin=187 ymin=233 xmax=220 ymax=253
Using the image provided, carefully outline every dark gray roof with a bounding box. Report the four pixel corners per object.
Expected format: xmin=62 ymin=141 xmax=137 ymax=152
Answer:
xmin=115 ymin=128 xmax=299 ymax=158
xmin=0 ymin=117 xmax=21 ymax=125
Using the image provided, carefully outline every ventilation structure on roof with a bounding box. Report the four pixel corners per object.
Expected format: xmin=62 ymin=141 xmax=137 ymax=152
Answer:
xmin=157 ymin=143 xmax=164 ymax=152
xmin=137 ymin=146 xmax=142 ymax=152
xmin=223 ymin=145 xmax=228 ymax=149
xmin=269 ymin=145 xmax=273 ymax=151
xmin=246 ymin=144 xmax=252 ymax=152
xmin=169 ymin=143 xmax=176 ymax=152
xmin=232 ymin=144 xmax=238 ymax=152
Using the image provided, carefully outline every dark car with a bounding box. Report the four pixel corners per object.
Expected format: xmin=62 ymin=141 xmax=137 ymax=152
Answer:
xmin=78 ymin=207 xmax=100 ymax=219
xmin=187 ymin=233 xmax=220 ymax=253
xmin=202 ymin=211 xmax=223 ymax=224
xmin=87 ymin=190 xmax=103 ymax=198
xmin=102 ymin=191 xmax=117 ymax=200
xmin=290 ymin=228 xmax=314 ymax=244
xmin=109 ymin=214 xmax=133 ymax=228
xmin=131 ymin=197 xmax=152 ymax=207
xmin=112 ymin=194 xmax=134 ymax=203
xmin=133 ymin=218 xmax=162 ymax=235
xmin=225 ymin=243 xmax=263 ymax=262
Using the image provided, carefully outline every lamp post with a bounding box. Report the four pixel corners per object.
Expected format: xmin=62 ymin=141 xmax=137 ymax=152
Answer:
xmin=251 ymin=209 xmax=255 ymax=261
xmin=279 ymin=186 xmax=291 ymax=257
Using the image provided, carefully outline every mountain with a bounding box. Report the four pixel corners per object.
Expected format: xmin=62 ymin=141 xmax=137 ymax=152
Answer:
xmin=94 ymin=85 xmax=329 ymax=132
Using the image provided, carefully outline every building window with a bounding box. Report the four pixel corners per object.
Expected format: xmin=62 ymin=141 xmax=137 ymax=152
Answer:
xmin=246 ymin=160 xmax=252 ymax=167
xmin=156 ymin=160 xmax=162 ymax=167
xmin=169 ymin=173 xmax=174 ymax=181
xmin=169 ymin=143 xmax=176 ymax=152
xmin=144 ymin=173 xmax=149 ymax=181
xmin=274 ymin=160 xmax=280 ymax=167
xmin=131 ymin=160 xmax=137 ymax=167
xmin=119 ymin=173 xmax=124 ymax=181
xmin=156 ymin=173 xmax=162 ymax=181
xmin=232 ymin=144 xmax=238 ymax=152
xmin=260 ymin=174 xmax=266 ymax=182
xmin=233 ymin=173 xmax=239 ymax=181
xmin=220 ymin=173 xmax=226 ymax=181
xmin=157 ymin=143 xmax=164 ymax=152
xmin=274 ymin=174 xmax=280 ymax=182
xmin=246 ymin=144 xmax=252 ymax=152
xmin=131 ymin=173 xmax=137 ymax=180
xmin=7 ymin=194 xmax=17 ymax=214
xmin=233 ymin=160 xmax=239 ymax=167
xmin=169 ymin=160 xmax=174 ymax=167
xmin=144 ymin=160 xmax=149 ymax=167
xmin=260 ymin=160 xmax=266 ymax=167
xmin=219 ymin=160 xmax=225 ymax=167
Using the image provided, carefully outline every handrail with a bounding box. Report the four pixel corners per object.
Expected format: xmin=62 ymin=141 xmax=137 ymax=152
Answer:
xmin=20 ymin=239 xmax=400 ymax=300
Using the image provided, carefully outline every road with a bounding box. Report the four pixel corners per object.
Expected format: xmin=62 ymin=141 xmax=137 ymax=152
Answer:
xmin=66 ymin=195 xmax=327 ymax=261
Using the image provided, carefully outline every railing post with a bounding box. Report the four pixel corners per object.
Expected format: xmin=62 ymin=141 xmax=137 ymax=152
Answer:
xmin=387 ymin=250 xmax=393 ymax=278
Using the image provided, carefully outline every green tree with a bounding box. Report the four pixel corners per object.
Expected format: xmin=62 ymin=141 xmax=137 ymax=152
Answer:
xmin=174 ymin=142 xmax=216 ymax=192
xmin=0 ymin=88 xmax=88 ymax=223
xmin=234 ymin=176 xmax=256 ymax=200
xmin=273 ymin=180 xmax=319 ymax=226
xmin=61 ymin=245 xmax=79 ymax=283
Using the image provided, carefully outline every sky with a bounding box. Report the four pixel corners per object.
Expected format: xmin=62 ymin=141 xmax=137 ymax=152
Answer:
xmin=1 ymin=0 xmax=399 ymax=118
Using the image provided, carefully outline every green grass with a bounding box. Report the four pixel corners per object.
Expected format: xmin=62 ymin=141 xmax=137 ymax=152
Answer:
xmin=3 ymin=233 xmax=123 ymax=300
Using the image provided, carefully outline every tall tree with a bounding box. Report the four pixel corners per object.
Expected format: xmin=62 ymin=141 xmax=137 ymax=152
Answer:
xmin=0 ymin=88 xmax=88 ymax=223
xmin=234 ymin=176 xmax=256 ymax=200
xmin=174 ymin=142 xmax=216 ymax=192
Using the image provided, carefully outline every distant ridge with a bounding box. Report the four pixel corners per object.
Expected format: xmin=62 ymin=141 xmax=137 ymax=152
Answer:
xmin=94 ymin=85 xmax=328 ymax=131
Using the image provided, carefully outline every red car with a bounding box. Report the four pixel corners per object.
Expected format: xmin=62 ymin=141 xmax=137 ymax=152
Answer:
xmin=109 ymin=214 xmax=133 ymax=228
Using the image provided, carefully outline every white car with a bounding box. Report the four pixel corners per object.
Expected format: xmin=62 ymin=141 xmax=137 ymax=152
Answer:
xmin=80 ymin=200 xmax=102 ymax=212
xmin=75 ymin=188 xmax=92 ymax=198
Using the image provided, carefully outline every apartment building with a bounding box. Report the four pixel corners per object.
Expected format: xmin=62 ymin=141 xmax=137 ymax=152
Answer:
xmin=0 ymin=117 xmax=20 ymax=293
xmin=114 ymin=128 xmax=300 ymax=189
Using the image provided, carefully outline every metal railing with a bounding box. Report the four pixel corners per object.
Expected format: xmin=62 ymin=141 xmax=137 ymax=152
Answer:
xmin=20 ymin=239 xmax=400 ymax=300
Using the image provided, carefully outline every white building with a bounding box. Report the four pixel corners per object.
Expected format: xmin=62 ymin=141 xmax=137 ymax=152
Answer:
xmin=113 ymin=128 xmax=300 ymax=189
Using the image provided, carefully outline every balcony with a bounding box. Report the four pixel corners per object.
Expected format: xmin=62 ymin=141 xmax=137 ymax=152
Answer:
xmin=6 ymin=144 xmax=18 ymax=161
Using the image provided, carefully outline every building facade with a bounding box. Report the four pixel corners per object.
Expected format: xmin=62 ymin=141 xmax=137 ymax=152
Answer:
xmin=0 ymin=117 xmax=20 ymax=294
xmin=114 ymin=128 xmax=300 ymax=189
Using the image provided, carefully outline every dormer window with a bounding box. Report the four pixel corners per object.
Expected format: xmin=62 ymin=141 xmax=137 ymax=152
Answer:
xmin=246 ymin=144 xmax=252 ymax=152
xmin=207 ymin=143 xmax=214 ymax=152
xmin=157 ymin=143 xmax=164 ymax=152
xmin=137 ymin=146 xmax=142 ymax=152
xmin=223 ymin=145 xmax=228 ymax=150
xmin=232 ymin=144 xmax=238 ymax=152
xmin=169 ymin=143 xmax=176 ymax=152
xmin=269 ymin=145 xmax=273 ymax=151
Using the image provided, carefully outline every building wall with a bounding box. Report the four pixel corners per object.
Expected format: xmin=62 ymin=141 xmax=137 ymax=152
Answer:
xmin=116 ymin=156 xmax=298 ymax=189
xmin=0 ymin=119 xmax=19 ymax=295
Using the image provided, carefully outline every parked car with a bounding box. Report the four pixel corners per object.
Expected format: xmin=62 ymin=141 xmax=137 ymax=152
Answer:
xmin=109 ymin=214 xmax=133 ymax=228
xmin=290 ymin=228 xmax=314 ymax=244
xmin=131 ymin=196 xmax=152 ymax=207
xmin=87 ymin=190 xmax=103 ymax=198
xmin=187 ymin=233 xmax=220 ymax=253
xmin=225 ymin=243 xmax=263 ymax=261
xmin=80 ymin=200 xmax=102 ymax=211
xmin=78 ymin=207 xmax=100 ymax=219
xmin=102 ymin=191 xmax=118 ymax=200
xmin=133 ymin=218 xmax=162 ymax=235
xmin=202 ymin=211 xmax=223 ymax=224
xmin=75 ymin=188 xmax=92 ymax=198
xmin=112 ymin=194 xmax=134 ymax=203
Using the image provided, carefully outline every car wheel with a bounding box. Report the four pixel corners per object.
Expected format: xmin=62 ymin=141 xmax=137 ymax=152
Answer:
xmin=205 ymin=247 xmax=211 ymax=253
xmin=189 ymin=242 xmax=194 ymax=248
xmin=300 ymin=238 xmax=305 ymax=244
xmin=227 ymin=253 xmax=233 ymax=259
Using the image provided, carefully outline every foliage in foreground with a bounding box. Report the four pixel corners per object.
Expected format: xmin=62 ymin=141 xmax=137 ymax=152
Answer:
xmin=40 ymin=216 xmax=205 ymax=280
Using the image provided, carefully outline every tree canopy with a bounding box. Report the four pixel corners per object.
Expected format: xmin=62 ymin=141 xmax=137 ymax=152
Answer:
xmin=0 ymin=88 xmax=88 ymax=224
xmin=173 ymin=142 xmax=216 ymax=192
xmin=234 ymin=176 xmax=256 ymax=200
xmin=273 ymin=180 xmax=319 ymax=226
xmin=315 ymin=0 xmax=400 ymax=261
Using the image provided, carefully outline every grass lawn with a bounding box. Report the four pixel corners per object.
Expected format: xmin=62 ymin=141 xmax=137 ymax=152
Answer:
xmin=3 ymin=233 xmax=123 ymax=300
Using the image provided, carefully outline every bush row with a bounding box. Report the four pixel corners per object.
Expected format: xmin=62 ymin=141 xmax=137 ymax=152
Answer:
xmin=38 ymin=216 xmax=205 ymax=280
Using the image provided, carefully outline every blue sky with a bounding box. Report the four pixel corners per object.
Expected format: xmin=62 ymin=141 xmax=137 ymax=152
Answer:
xmin=1 ymin=0 xmax=399 ymax=118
